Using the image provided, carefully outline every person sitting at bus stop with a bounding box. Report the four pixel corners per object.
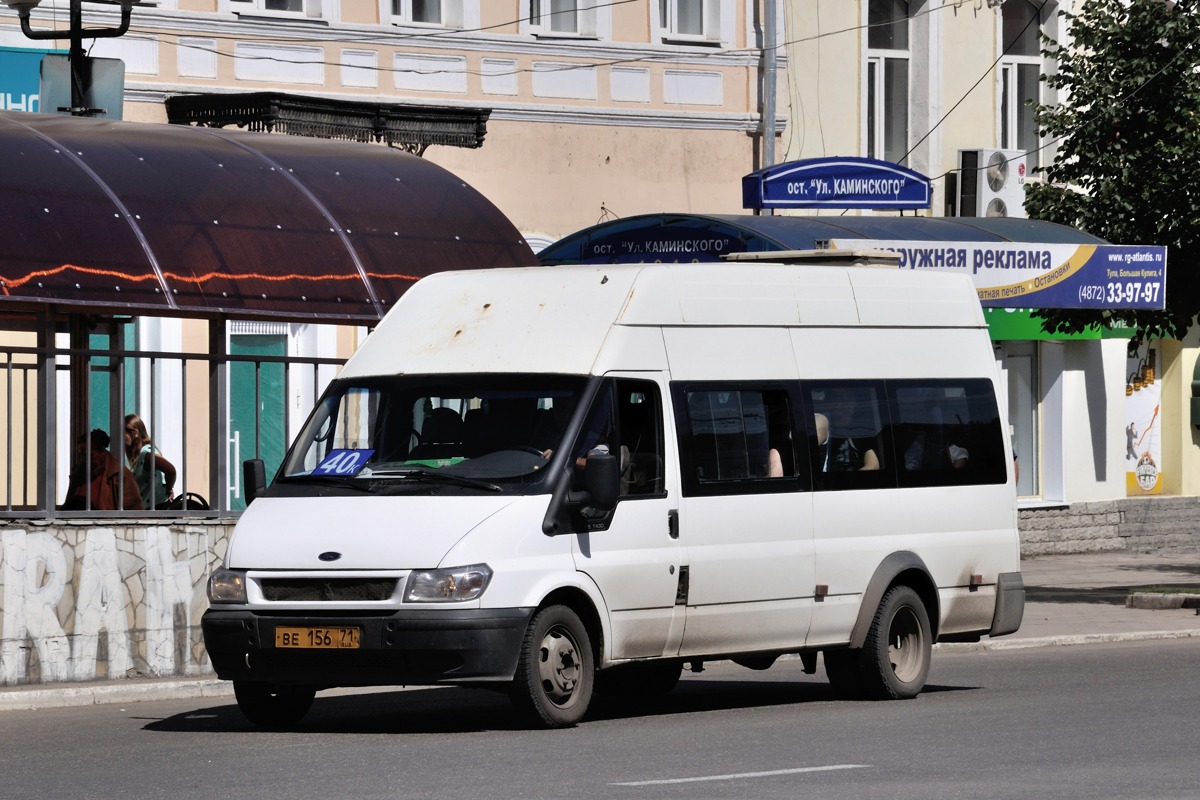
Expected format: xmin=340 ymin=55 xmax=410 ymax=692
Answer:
xmin=124 ymin=413 xmax=177 ymax=509
xmin=61 ymin=429 xmax=143 ymax=511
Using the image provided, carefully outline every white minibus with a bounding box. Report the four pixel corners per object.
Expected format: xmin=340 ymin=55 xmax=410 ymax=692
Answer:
xmin=203 ymin=259 xmax=1024 ymax=728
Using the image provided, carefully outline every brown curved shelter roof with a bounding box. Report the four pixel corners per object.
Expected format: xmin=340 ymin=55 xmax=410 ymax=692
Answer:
xmin=0 ymin=111 xmax=535 ymax=323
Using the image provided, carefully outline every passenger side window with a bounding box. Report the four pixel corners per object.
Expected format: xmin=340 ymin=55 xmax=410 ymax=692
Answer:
xmin=806 ymin=381 xmax=890 ymax=491
xmin=803 ymin=378 xmax=1008 ymax=491
xmin=674 ymin=385 xmax=799 ymax=497
xmin=888 ymin=379 xmax=1007 ymax=487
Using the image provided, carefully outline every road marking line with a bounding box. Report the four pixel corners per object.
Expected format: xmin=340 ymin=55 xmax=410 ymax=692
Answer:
xmin=611 ymin=764 xmax=871 ymax=787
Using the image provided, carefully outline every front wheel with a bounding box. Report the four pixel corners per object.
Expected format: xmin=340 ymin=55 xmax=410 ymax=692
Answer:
xmin=510 ymin=605 xmax=594 ymax=728
xmin=233 ymin=681 xmax=316 ymax=727
xmin=860 ymin=585 xmax=932 ymax=700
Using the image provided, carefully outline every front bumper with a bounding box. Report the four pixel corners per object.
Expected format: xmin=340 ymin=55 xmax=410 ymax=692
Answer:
xmin=201 ymin=607 xmax=534 ymax=688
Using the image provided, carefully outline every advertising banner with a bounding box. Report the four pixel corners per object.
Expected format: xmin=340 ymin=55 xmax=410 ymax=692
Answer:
xmin=0 ymin=46 xmax=57 ymax=113
xmin=1125 ymin=348 xmax=1162 ymax=495
xmin=828 ymin=239 xmax=1168 ymax=310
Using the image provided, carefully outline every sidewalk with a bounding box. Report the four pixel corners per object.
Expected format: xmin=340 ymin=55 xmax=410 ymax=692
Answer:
xmin=2 ymin=551 xmax=1199 ymax=712
xmin=973 ymin=549 xmax=1200 ymax=648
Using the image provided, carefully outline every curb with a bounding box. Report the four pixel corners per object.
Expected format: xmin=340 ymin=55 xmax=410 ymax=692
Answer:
xmin=1125 ymin=592 xmax=1200 ymax=610
xmin=936 ymin=628 xmax=1200 ymax=652
xmin=5 ymin=629 xmax=1200 ymax=712
xmin=0 ymin=678 xmax=233 ymax=712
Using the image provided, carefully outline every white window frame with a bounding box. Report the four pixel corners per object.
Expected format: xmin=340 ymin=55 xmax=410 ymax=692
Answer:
xmin=524 ymin=0 xmax=600 ymax=38
xmin=864 ymin=0 xmax=911 ymax=165
xmin=654 ymin=0 xmax=730 ymax=46
xmin=384 ymin=0 xmax=464 ymax=28
xmin=999 ymin=0 xmax=1052 ymax=171
xmin=225 ymin=0 xmax=329 ymax=21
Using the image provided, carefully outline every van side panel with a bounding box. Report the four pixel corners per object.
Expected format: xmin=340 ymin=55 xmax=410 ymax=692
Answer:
xmin=794 ymin=325 xmax=1018 ymax=646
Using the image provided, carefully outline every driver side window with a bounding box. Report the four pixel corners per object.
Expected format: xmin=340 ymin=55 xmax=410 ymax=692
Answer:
xmin=571 ymin=379 xmax=665 ymax=497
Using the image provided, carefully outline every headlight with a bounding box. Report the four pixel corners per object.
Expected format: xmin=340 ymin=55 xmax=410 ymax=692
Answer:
xmin=404 ymin=564 xmax=492 ymax=603
xmin=207 ymin=568 xmax=247 ymax=603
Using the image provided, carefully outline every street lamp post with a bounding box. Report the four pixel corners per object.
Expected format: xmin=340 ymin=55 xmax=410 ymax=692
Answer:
xmin=2 ymin=0 xmax=136 ymax=116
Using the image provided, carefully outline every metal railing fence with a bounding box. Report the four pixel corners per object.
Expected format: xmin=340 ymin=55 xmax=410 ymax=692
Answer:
xmin=0 ymin=342 xmax=345 ymax=519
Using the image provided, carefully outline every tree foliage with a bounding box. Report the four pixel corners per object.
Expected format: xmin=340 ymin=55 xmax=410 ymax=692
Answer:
xmin=1026 ymin=0 xmax=1200 ymax=344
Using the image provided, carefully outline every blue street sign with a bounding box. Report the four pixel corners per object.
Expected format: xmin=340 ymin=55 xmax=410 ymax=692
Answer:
xmin=743 ymin=157 xmax=932 ymax=210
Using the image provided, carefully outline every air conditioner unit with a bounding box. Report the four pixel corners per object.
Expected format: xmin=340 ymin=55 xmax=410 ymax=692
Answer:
xmin=957 ymin=149 xmax=1026 ymax=218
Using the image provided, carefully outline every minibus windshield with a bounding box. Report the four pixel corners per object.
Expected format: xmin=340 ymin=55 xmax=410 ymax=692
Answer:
xmin=278 ymin=374 xmax=588 ymax=487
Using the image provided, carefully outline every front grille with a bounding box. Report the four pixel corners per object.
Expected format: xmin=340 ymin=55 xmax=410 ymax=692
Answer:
xmin=259 ymin=578 xmax=399 ymax=602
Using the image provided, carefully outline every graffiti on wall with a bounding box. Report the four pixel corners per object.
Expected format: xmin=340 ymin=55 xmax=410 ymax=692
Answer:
xmin=0 ymin=524 xmax=229 ymax=686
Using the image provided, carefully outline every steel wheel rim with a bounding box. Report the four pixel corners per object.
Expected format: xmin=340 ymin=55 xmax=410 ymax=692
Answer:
xmin=888 ymin=605 xmax=923 ymax=683
xmin=538 ymin=625 xmax=581 ymax=707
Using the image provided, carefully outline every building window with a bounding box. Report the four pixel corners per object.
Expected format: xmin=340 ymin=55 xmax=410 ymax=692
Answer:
xmin=866 ymin=0 xmax=910 ymax=164
xmin=524 ymin=0 xmax=605 ymax=37
xmin=387 ymin=0 xmax=467 ymax=26
xmin=228 ymin=0 xmax=325 ymax=18
xmin=1000 ymin=0 xmax=1043 ymax=170
xmin=392 ymin=0 xmax=441 ymax=23
xmin=657 ymin=0 xmax=724 ymax=44
xmin=531 ymin=0 xmax=578 ymax=33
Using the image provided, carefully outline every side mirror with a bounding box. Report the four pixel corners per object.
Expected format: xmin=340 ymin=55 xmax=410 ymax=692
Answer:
xmin=583 ymin=452 xmax=620 ymax=513
xmin=540 ymin=452 xmax=621 ymax=536
xmin=243 ymin=458 xmax=266 ymax=505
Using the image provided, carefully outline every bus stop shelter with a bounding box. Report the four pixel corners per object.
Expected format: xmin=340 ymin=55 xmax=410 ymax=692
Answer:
xmin=0 ymin=109 xmax=535 ymax=517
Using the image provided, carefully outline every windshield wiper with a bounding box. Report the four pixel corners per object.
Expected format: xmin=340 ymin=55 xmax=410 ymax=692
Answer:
xmin=278 ymin=474 xmax=381 ymax=494
xmin=369 ymin=469 xmax=503 ymax=493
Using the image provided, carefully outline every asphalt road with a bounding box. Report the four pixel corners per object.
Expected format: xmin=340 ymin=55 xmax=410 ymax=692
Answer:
xmin=2 ymin=639 xmax=1197 ymax=800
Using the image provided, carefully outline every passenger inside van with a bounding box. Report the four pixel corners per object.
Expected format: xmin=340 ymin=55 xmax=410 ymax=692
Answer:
xmin=815 ymin=410 xmax=880 ymax=472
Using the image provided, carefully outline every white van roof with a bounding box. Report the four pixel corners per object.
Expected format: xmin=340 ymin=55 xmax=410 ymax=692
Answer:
xmin=338 ymin=262 xmax=986 ymax=378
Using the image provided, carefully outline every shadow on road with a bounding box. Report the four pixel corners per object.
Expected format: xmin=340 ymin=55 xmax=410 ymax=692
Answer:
xmin=1026 ymin=585 xmax=1146 ymax=605
xmin=141 ymin=674 xmax=977 ymax=735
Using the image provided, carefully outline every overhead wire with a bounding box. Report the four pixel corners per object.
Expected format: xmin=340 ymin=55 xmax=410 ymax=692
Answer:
xmin=63 ymin=0 xmax=961 ymax=81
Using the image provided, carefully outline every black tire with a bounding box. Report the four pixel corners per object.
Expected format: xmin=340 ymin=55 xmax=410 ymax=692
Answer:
xmin=859 ymin=585 xmax=932 ymax=700
xmin=822 ymin=648 xmax=866 ymax=699
xmin=595 ymin=660 xmax=683 ymax=699
xmin=510 ymin=605 xmax=594 ymax=728
xmin=233 ymin=681 xmax=316 ymax=727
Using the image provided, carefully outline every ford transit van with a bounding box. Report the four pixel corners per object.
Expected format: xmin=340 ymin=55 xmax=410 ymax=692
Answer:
xmin=202 ymin=260 xmax=1024 ymax=728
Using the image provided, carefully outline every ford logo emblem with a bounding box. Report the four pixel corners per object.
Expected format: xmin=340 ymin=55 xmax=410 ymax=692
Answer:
xmin=318 ymin=551 xmax=342 ymax=562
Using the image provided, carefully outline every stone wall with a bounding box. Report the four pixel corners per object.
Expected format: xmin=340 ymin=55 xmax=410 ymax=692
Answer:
xmin=1020 ymin=496 xmax=1200 ymax=555
xmin=0 ymin=520 xmax=231 ymax=687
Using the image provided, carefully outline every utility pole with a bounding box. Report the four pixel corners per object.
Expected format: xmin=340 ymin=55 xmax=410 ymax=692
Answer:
xmin=763 ymin=0 xmax=777 ymax=169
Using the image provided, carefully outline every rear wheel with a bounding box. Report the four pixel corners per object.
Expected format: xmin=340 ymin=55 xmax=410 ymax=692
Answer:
xmin=233 ymin=681 xmax=316 ymax=727
xmin=860 ymin=585 xmax=932 ymax=700
xmin=510 ymin=605 xmax=594 ymax=728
